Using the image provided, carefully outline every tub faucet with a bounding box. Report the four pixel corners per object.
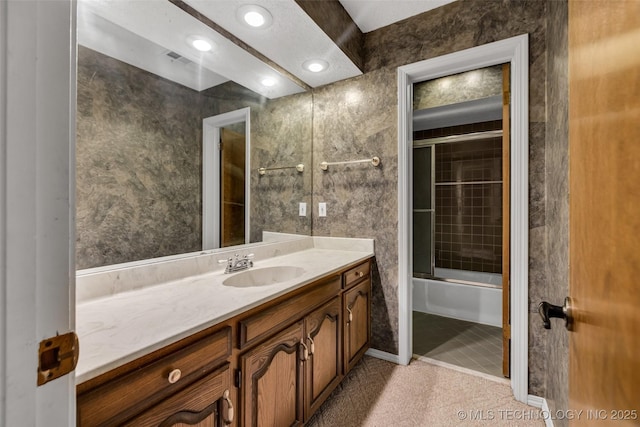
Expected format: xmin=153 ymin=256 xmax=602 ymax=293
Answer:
xmin=219 ymin=254 xmax=254 ymax=274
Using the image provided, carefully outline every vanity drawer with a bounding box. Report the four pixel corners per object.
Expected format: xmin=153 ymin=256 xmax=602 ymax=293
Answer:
xmin=122 ymin=363 xmax=231 ymax=427
xmin=238 ymin=275 xmax=341 ymax=349
xmin=343 ymin=260 xmax=371 ymax=290
xmin=77 ymin=326 xmax=232 ymax=426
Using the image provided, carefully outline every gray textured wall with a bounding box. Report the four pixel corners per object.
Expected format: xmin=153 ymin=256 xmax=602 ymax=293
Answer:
xmin=76 ymin=47 xmax=312 ymax=269
xmin=312 ymin=0 xmax=557 ymax=397
xmin=544 ymin=0 xmax=569 ymax=421
xmin=76 ymin=46 xmax=204 ymax=269
xmin=413 ymin=65 xmax=503 ymax=110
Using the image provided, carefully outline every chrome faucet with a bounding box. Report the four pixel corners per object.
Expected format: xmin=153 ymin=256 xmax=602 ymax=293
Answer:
xmin=219 ymin=253 xmax=254 ymax=274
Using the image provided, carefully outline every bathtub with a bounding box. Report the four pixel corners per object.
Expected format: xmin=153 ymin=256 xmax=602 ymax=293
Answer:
xmin=412 ymin=268 xmax=502 ymax=327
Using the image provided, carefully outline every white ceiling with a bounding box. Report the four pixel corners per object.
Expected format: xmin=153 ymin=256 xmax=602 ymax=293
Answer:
xmin=340 ymin=0 xmax=457 ymax=33
xmin=77 ymin=0 xmax=457 ymax=98
xmin=183 ymin=0 xmax=363 ymax=89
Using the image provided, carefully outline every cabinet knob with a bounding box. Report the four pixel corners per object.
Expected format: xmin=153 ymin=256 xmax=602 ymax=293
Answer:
xmin=222 ymin=389 xmax=234 ymax=425
xmin=357 ymin=271 xmax=364 ymax=278
xmin=167 ymin=368 xmax=182 ymax=384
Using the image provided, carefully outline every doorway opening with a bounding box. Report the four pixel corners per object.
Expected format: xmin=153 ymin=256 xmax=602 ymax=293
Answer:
xmin=397 ymin=34 xmax=529 ymax=403
xmin=203 ymin=107 xmax=251 ymax=249
xmin=411 ymin=65 xmax=510 ymax=378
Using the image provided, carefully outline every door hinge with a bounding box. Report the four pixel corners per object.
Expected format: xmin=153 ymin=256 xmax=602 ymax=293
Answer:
xmin=37 ymin=331 xmax=79 ymax=386
xmin=235 ymin=369 xmax=242 ymax=388
xmin=218 ymin=141 xmax=223 ymax=151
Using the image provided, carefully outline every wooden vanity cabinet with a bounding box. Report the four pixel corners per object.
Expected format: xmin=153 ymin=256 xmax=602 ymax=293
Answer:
xmin=77 ymin=257 xmax=373 ymax=427
xmin=343 ymin=266 xmax=371 ymax=374
xmin=123 ymin=363 xmax=233 ymax=427
xmin=239 ymin=321 xmax=305 ymax=427
xmin=77 ymin=326 xmax=233 ymax=426
xmin=303 ymin=296 xmax=342 ymax=420
xmin=238 ymin=296 xmax=343 ymax=426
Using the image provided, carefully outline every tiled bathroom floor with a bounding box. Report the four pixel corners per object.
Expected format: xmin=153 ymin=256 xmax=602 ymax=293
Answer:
xmin=412 ymin=311 xmax=504 ymax=378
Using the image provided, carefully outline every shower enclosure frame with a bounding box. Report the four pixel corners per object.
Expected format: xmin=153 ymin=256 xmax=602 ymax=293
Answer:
xmin=396 ymin=34 xmax=530 ymax=405
xmin=413 ymin=130 xmax=504 ymax=281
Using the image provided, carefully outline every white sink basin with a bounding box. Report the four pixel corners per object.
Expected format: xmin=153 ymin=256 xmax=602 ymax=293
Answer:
xmin=222 ymin=266 xmax=306 ymax=287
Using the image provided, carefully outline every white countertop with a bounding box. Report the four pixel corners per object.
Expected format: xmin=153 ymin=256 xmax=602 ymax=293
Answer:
xmin=76 ymin=245 xmax=373 ymax=384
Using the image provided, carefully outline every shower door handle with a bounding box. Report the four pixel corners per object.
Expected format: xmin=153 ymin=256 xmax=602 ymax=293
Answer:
xmin=538 ymin=297 xmax=572 ymax=331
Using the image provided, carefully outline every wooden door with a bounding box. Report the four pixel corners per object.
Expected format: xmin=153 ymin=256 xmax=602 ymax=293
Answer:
xmin=343 ymin=279 xmax=371 ymax=373
xmin=240 ymin=321 xmax=304 ymax=427
xmin=568 ymin=0 xmax=640 ymax=423
xmin=220 ymin=127 xmax=246 ymax=248
xmin=304 ymin=297 xmax=342 ymax=420
xmin=501 ymin=63 xmax=511 ymax=378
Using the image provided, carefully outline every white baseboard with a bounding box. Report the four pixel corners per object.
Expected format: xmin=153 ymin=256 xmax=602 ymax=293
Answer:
xmin=365 ymin=348 xmax=400 ymax=364
xmin=414 ymin=354 xmax=510 ymax=385
xmin=528 ymin=395 xmax=554 ymax=427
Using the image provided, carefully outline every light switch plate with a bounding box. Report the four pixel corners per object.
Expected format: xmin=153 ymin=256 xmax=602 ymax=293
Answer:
xmin=299 ymin=202 xmax=307 ymax=217
xmin=318 ymin=202 xmax=327 ymax=217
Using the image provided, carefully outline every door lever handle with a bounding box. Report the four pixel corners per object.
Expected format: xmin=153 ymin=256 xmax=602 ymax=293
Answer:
xmin=538 ymin=297 xmax=572 ymax=330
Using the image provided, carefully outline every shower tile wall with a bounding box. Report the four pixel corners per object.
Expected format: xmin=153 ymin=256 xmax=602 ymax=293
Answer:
xmin=435 ymin=137 xmax=503 ymax=274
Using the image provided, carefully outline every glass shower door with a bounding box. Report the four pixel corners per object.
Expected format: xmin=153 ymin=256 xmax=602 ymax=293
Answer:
xmin=413 ymin=144 xmax=434 ymax=278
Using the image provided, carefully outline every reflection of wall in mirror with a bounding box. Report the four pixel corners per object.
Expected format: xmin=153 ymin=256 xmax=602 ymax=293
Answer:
xmin=75 ymin=46 xmax=312 ymax=269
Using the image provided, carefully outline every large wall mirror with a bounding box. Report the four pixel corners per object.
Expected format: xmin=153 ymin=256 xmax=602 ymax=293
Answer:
xmin=75 ymin=0 xmax=313 ymax=270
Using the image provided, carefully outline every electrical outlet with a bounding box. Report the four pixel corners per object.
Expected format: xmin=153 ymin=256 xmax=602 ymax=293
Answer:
xmin=299 ymin=202 xmax=307 ymax=217
xmin=318 ymin=202 xmax=327 ymax=217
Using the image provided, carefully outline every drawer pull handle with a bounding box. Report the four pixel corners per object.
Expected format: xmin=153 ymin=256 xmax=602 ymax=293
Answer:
xmin=167 ymin=368 xmax=182 ymax=384
xmin=346 ymin=306 xmax=353 ymax=323
xmin=357 ymin=271 xmax=364 ymax=278
xmin=222 ymin=389 xmax=234 ymax=424
xmin=307 ymin=334 xmax=315 ymax=355
xmin=300 ymin=339 xmax=309 ymax=361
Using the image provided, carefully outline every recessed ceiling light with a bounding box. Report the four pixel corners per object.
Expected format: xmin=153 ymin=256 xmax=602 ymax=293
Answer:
xmin=188 ymin=36 xmax=214 ymax=52
xmin=237 ymin=5 xmax=273 ymax=29
xmin=303 ymin=59 xmax=329 ymax=73
xmin=192 ymin=39 xmax=212 ymax=52
xmin=261 ymin=77 xmax=276 ymax=87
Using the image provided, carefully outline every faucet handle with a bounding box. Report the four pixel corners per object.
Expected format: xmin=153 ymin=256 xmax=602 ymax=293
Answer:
xmin=218 ymin=258 xmax=232 ymax=264
xmin=244 ymin=253 xmax=255 ymax=259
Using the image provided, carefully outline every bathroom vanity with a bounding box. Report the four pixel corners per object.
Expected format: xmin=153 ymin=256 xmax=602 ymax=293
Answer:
xmin=75 ymin=237 xmax=373 ymax=426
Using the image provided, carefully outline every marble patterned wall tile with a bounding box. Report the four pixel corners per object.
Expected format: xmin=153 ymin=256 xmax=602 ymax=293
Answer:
xmin=250 ymin=93 xmax=313 ymax=242
xmin=544 ymin=0 xmax=569 ymax=422
xmin=76 ymin=47 xmax=313 ymax=269
xmin=76 ymin=46 xmax=204 ymax=269
xmin=313 ymin=0 xmax=549 ymax=391
xmin=312 ymin=68 xmax=399 ymax=353
xmin=529 ymin=311 xmax=548 ymax=396
xmin=413 ymin=65 xmax=503 ymax=110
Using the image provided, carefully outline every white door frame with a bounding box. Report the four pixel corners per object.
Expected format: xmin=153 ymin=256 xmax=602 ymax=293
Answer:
xmin=397 ymin=34 xmax=530 ymax=403
xmin=1 ymin=0 xmax=76 ymax=425
xmin=202 ymin=107 xmax=251 ymax=249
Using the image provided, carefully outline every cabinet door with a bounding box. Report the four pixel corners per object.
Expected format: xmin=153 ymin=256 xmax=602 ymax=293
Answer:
xmin=344 ymin=278 xmax=371 ymax=373
xmin=304 ymin=297 xmax=342 ymax=420
xmin=240 ymin=321 xmax=304 ymax=427
xmin=123 ymin=364 xmax=233 ymax=427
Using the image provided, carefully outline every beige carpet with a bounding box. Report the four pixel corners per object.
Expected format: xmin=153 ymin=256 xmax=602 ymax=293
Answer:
xmin=306 ymin=356 xmax=544 ymax=427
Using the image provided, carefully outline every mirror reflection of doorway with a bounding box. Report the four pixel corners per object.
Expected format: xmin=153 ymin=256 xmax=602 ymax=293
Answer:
xmin=202 ymin=107 xmax=251 ymax=250
xmin=220 ymin=126 xmax=246 ymax=247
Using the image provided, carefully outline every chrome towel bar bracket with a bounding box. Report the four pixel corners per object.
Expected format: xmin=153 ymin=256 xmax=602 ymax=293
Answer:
xmin=320 ymin=156 xmax=380 ymax=171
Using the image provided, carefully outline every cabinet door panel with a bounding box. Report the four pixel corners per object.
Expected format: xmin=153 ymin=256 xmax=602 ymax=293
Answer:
xmin=304 ymin=297 xmax=342 ymax=419
xmin=344 ymin=279 xmax=371 ymax=373
xmin=241 ymin=321 xmax=304 ymax=427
